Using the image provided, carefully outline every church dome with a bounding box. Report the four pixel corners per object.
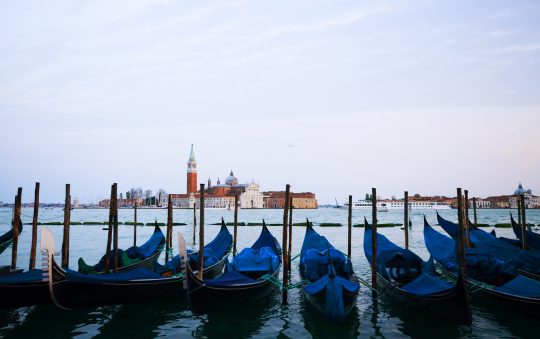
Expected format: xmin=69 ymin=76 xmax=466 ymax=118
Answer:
xmin=514 ymin=183 xmax=530 ymax=195
xmin=225 ymin=170 xmax=238 ymax=186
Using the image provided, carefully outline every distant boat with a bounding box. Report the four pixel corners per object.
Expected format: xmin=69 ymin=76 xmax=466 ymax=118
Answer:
xmin=341 ymin=200 xmax=388 ymax=212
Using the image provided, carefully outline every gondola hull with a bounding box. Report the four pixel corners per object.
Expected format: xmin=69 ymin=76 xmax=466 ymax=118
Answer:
xmin=0 ymin=280 xmax=50 ymax=309
xmin=301 ymin=275 xmax=359 ymax=320
xmin=442 ymin=269 xmax=540 ymax=320
xmin=376 ymin=272 xmax=471 ymax=325
xmin=50 ymin=259 xmax=185 ymax=309
xmin=186 ymin=263 xmax=281 ymax=314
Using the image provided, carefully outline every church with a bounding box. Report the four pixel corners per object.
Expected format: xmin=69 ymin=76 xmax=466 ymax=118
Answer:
xmin=167 ymin=145 xmax=264 ymax=209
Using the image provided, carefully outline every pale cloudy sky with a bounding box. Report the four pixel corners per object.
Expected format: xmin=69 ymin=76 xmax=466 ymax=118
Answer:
xmin=1 ymin=0 xmax=539 ymax=204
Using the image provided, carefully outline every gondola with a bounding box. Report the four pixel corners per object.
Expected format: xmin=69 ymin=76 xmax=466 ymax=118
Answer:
xmin=0 ymin=221 xmax=22 ymax=255
xmin=299 ymin=221 xmax=359 ymax=323
xmin=364 ymin=218 xmax=471 ymax=324
xmin=186 ymin=221 xmax=281 ymax=314
xmin=511 ymin=214 xmax=540 ymax=251
xmin=437 ymin=213 xmax=540 ymax=278
xmin=0 ymin=223 xmax=168 ymax=309
xmin=77 ymin=223 xmax=165 ymax=274
xmin=424 ymin=217 xmax=540 ymax=319
xmin=42 ymin=222 xmax=232 ymax=309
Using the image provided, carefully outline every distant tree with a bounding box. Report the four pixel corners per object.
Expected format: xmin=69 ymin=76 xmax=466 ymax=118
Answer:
xmin=414 ymin=193 xmax=421 ymax=199
xmin=365 ymin=194 xmax=372 ymax=202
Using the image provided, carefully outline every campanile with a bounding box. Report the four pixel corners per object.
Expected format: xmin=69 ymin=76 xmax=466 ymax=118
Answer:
xmin=187 ymin=144 xmax=197 ymax=194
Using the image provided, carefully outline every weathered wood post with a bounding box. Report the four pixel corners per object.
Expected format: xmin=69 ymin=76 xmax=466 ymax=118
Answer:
xmin=112 ymin=183 xmax=119 ymax=273
xmin=282 ymin=184 xmax=290 ymax=304
xmin=29 ymin=182 xmax=40 ymax=270
xmin=348 ymin=195 xmax=352 ymax=259
xmin=518 ymin=199 xmax=522 ymax=231
xmin=472 ymin=197 xmax=478 ymax=227
xmin=105 ymin=184 xmax=114 ymax=271
xmin=404 ymin=191 xmax=409 ymax=249
xmin=464 ymin=190 xmax=470 ymax=247
xmin=233 ymin=194 xmax=239 ymax=256
xmin=371 ymin=187 xmax=377 ymax=289
xmin=193 ymin=202 xmax=197 ymax=245
xmin=521 ymin=194 xmax=530 ymax=232
xmin=61 ymin=184 xmax=71 ymax=268
xmin=198 ymin=184 xmax=205 ymax=280
xmin=288 ymin=195 xmax=293 ymax=267
xmin=166 ymin=194 xmax=173 ymax=263
xmin=133 ymin=202 xmax=137 ymax=246
xmin=11 ymin=188 xmax=22 ymax=269
xmin=456 ymin=188 xmax=467 ymax=275
xmin=520 ymin=194 xmax=527 ymax=250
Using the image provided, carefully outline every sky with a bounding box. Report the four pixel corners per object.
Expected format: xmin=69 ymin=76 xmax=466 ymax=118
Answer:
xmin=1 ymin=0 xmax=539 ymax=204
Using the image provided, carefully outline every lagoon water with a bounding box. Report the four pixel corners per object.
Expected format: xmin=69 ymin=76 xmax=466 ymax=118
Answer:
xmin=1 ymin=207 xmax=539 ymax=338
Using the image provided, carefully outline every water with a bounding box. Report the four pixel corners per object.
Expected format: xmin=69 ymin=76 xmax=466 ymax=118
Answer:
xmin=1 ymin=207 xmax=539 ymax=338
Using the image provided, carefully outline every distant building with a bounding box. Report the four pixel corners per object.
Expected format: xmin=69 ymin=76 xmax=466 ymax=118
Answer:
xmin=509 ymin=183 xmax=540 ymax=208
xmin=469 ymin=198 xmax=491 ymax=209
xmin=263 ymin=192 xmax=318 ymax=209
xmin=98 ymin=198 xmax=144 ymax=208
xmin=483 ymin=183 xmax=540 ymax=209
xmin=167 ymin=146 xmax=265 ymax=209
xmin=73 ymin=197 xmax=80 ymax=208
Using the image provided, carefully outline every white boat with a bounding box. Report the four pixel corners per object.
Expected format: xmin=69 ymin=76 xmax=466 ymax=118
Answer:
xmin=383 ymin=201 xmax=451 ymax=210
xmin=341 ymin=200 xmax=451 ymax=211
xmin=341 ymin=200 xmax=388 ymax=212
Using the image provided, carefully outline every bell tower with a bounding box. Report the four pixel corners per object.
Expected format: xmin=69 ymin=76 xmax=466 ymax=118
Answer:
xmin=187 ymin=144 xmax=197 ymax=194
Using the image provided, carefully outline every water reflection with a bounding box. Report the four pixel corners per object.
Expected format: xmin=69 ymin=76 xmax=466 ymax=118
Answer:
xmin=193 ymin=293 xmax=277 ymax=338
xmin=300 ymin=292 xmax=360 ymax=338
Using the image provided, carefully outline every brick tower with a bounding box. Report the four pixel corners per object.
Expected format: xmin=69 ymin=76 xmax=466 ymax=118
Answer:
xmin=186 ymin=144 xmax=197 ymax=194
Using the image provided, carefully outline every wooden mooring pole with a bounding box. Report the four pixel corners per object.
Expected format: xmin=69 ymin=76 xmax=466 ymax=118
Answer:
xmin=371 ymin=187 xmax=377 ymax=290
xmin=464 ymin=190 xmax=470 ymax=247
xmin=133 ymin=202 xmax=137 ymax=246
xmin=288 ymin=196 xmax=293 ymax=267
xmin=112 ymin=183 xmax=119 ymax=273
xmin=11 ymin=187 xmax=22 ymax=269
xmin=166 ymin=194 xmax=173 ymax=263
xmin=472 ymin=197 xmax=478 ymax=227
xmin=198 ymin=184 xmax=205 ymax=280
xmin=29 ymin=183 xmax=40 ymax=270
xmin=348 ymin=195 xmax=352 ymax=259
xmin=233 ymin=195 xmax=239 ymax=256
xmin=404 ymin=191 xmax=409 ymax=249
xmin=282 ymin=184 xmax=290 ymax=304
xmin=105 ymin=184 xmax=114 ymax=271
xmin=456 ymin=188 xmax=467 ymax=276
xmin=520 ymin=194 xmax=527 ymax=250
xmin=61 ymin=184 xmax=71 ymax=268
xmin=193 ymin=202 xmax=197 ymax=245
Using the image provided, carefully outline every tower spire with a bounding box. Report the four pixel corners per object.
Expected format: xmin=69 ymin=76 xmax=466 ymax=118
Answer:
xmin=189 ymin=144 xmax=196 ymax=161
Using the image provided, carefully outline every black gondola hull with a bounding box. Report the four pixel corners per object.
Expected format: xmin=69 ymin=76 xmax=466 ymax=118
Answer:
xmin=443 ymin=269 xmax=540 ymax=319
xmin=0 ymin=281 xmax=50 ymax=309
xmin=186 ymin=263 xmax=281 ymax=314
xmin=376 ymin=273 xmax=472 ymax=325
